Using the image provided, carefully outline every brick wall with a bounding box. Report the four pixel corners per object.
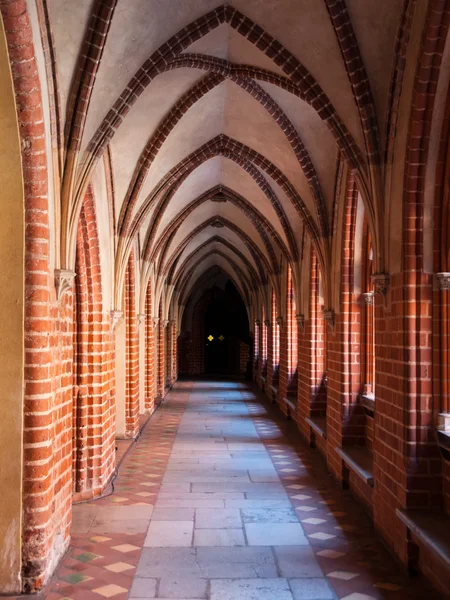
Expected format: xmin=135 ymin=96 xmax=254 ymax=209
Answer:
xmin=73 ymin=187 xmax=115 ymax=500
xmin=145 ymin=284 xmax=155 ymax=412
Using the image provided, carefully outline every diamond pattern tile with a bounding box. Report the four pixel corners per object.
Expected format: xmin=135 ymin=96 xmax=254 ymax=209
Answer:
xmin=316 ymin=549 xmax=345 ymax=559
xmin=93 ymin=584 xmax=129 ymax=597
xmin=328 ymin=571 xmax=360 ymax=581
xmin=308 ymin=532 xmax=336 ymax=540
xmin=104 ymin=562 xmax=135 ymax=573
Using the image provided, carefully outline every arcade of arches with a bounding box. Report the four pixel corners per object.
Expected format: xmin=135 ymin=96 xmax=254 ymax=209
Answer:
xmin=2 ymin=0 xmax=450 ymax=597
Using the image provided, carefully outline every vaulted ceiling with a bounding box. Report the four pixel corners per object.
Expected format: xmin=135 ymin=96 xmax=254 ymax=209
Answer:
xmin=50 ymin=0 xmax=404 ymax=308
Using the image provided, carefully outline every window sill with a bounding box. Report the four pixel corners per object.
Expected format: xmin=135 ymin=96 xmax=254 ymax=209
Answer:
xmin=437 ymin=429 xmax=450 ymax=460
xmin=397 ymin=508 xmax=450 ymax=570
xmin=336 ymin=446 xmax=374 ymax=487
xmin=360 ymin=393 xmax=375 ymax=416
xmin=305 ymin=416 xmax=327 ymax=439
xmin=283 ymin=396 xmax=296 ymax=412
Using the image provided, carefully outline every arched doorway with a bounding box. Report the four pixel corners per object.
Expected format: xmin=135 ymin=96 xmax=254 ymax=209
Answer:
xmin=203 ymin=280 xmax=250 ymax=376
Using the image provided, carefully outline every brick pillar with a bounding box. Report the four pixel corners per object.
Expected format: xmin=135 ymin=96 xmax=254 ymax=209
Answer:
xmin=125 ymin=252 xmax=139 ymax=438
xmin=171 ymin=319 xmax=178 ymax=383
xmin=156 ymin=306 xmax=165 ymax=400
xmin=297 ymin=253 xmax=327 ymax=437
xmin=253 ymin=320 xmax=260 ymax=381
xmin=145 ymin=285 xmax=154 ymax=412
xmin=266 ymin=319 xmax=274 ymax=387
xmin=327 ymin=175 xmax=363 ymax=480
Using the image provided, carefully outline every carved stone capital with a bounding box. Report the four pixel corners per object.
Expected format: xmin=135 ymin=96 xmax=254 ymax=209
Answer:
xmin=264 ymin=319 xmax=271 ymax=327
xmin=437 ymin=272 xmax=450 ymax=290
xmin=276 ymin=316 xmax=283 ymax=328
xmin=110 ymin=310 xmax=123 ymax=329
xmin=136 ymin=313 xmax=146 ymax=327
xmin=362 ymin=291 xmax=374 ymax=306
xmin=255 ymin=319 xmax=261 ymax=326
xmin=371 ymin=273 xmax=390 ymax=296
xmin=296 ymin=314 xmax=305 ymax=331
xmin=323 ymin=309 xmax=335 ymax=328
xmin=163 ymin=319 xmax=169 ymax=328
xmin=152 ymin=317 xmax=159 ymax=329
xmin=54 ymin=269 xmax=75 ymax=300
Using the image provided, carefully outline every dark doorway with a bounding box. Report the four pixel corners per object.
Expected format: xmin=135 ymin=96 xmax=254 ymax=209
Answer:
xmin=203 ymin=280 xmax=250 ymax=376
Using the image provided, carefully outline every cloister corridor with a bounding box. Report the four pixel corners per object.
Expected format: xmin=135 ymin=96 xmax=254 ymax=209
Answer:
xmin=13 ymin=380 xmax=439 ymax=600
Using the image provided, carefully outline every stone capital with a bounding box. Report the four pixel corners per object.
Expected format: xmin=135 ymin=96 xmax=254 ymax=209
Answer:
xmin=264 ymin=319 xmax=271 ymax=327
xmin=110 ymin=310 xmax=123 ymax=329
xmin=136 ymin=313 xmax=146 ymax=327
xmin=152 ymin=317 xmax=159 ymax=329
xmin=255 ymin=319 xmax=261 ymax=326
xmin=437 ymin=272 xmax=450 ymax=291
xmin=296 ymin=314 xmax=305 ymax=331
xmin=54 ymin=269 xmax=76 ymax=301
xmin=276 ymin=316 xmax=283 ymax=328
xmin=323 ymin=309 xmax=335 ymax=328
xmin=371 ymin=273 xmax=390 ymax=296
xmin=362 ymin=291 xmax=374 ymax=306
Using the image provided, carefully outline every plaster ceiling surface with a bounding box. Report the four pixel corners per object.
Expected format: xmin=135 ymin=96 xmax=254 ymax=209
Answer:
xmin=346 ymin=0 xmax=405 ymax=146
xmin=173 ymin=229 xmax=258 ymax=281
xmin=150 ymin=156 xmax=288 ymax=250
xmin=181 ymin=254 xmax=249 ymax=302
xmin=47 ymin=0 xmax=96 ymax=124
xmin=257 ymin=81 xmax=339 ymax=218
xmin=259 ymin=169 xmax=305 ymax=241
xmin=94 ymin=68 xmax=204 ymax=179
xmin=137 ymin=83 xmax=227 ymax=209
xmin=164 ymin=207 xmax=268 ymax=272
xmin=47 ymin=0 xmax=407 ymax=308
xmin=178 ymin=242 xmax=251 ymax=287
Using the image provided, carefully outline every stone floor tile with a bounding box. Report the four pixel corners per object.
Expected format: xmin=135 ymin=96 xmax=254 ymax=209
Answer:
xmin=151 ymin=507 xmax=195 ymax=521
xmin=195 ymin=508 xmax=241 ymax=529
xmin=274 ymin=546 xmax=324 ymax=578
xmin=193 ymin=528 xmax=245 ymax=546
xmin=158 ymin=577 xmax=208 ymax=598
xmin=144 ymin=521 xmax=193 ymax=547
xmin=136 ymin=548 xmax=201 ymax=578
xmin=210 ymin=578 xmax=293 ymax=600
xmin=241 ymin=507 xmax=298 ymax=523
xmin=289 ymin=577 xmax=336 ymax=599
xmin=195 ymin=546 xmax=278 ymax=578
xmin=129 ymin=577 xmax=157 ymax=598
xmin=245 ymin=523 xmax=308 ymax=546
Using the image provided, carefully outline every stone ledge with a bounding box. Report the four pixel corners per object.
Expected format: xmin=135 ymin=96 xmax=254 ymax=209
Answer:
xmin=397 ymin=508 xmax=450 ymax=570
xmin=305 ymin=416 xmax=327 ymax=439
xmin=336 ymin=446 xmax=374 ymax=487
xmin=360 ymin=393 xmax=375 ymax=415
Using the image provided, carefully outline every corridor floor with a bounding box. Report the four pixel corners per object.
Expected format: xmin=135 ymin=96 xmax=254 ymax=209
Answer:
xmin=25 ymin=381 xmax=441 ymax=600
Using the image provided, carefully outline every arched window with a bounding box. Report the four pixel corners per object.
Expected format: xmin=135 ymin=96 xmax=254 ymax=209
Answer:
xmin=287 ymin=266 xmax=298 ymax=390
xmin=311 ymin=252 xmax=327 ymax=415
xmin=272 ymin=290 xmax=280 ymax=382
xmin=254 ymin=318 xmax=260 ymax=370
xmin=262 ymin=306 xmax=268 ymax=376
xmin=361 ymin=219 xmax=375 ymax=398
